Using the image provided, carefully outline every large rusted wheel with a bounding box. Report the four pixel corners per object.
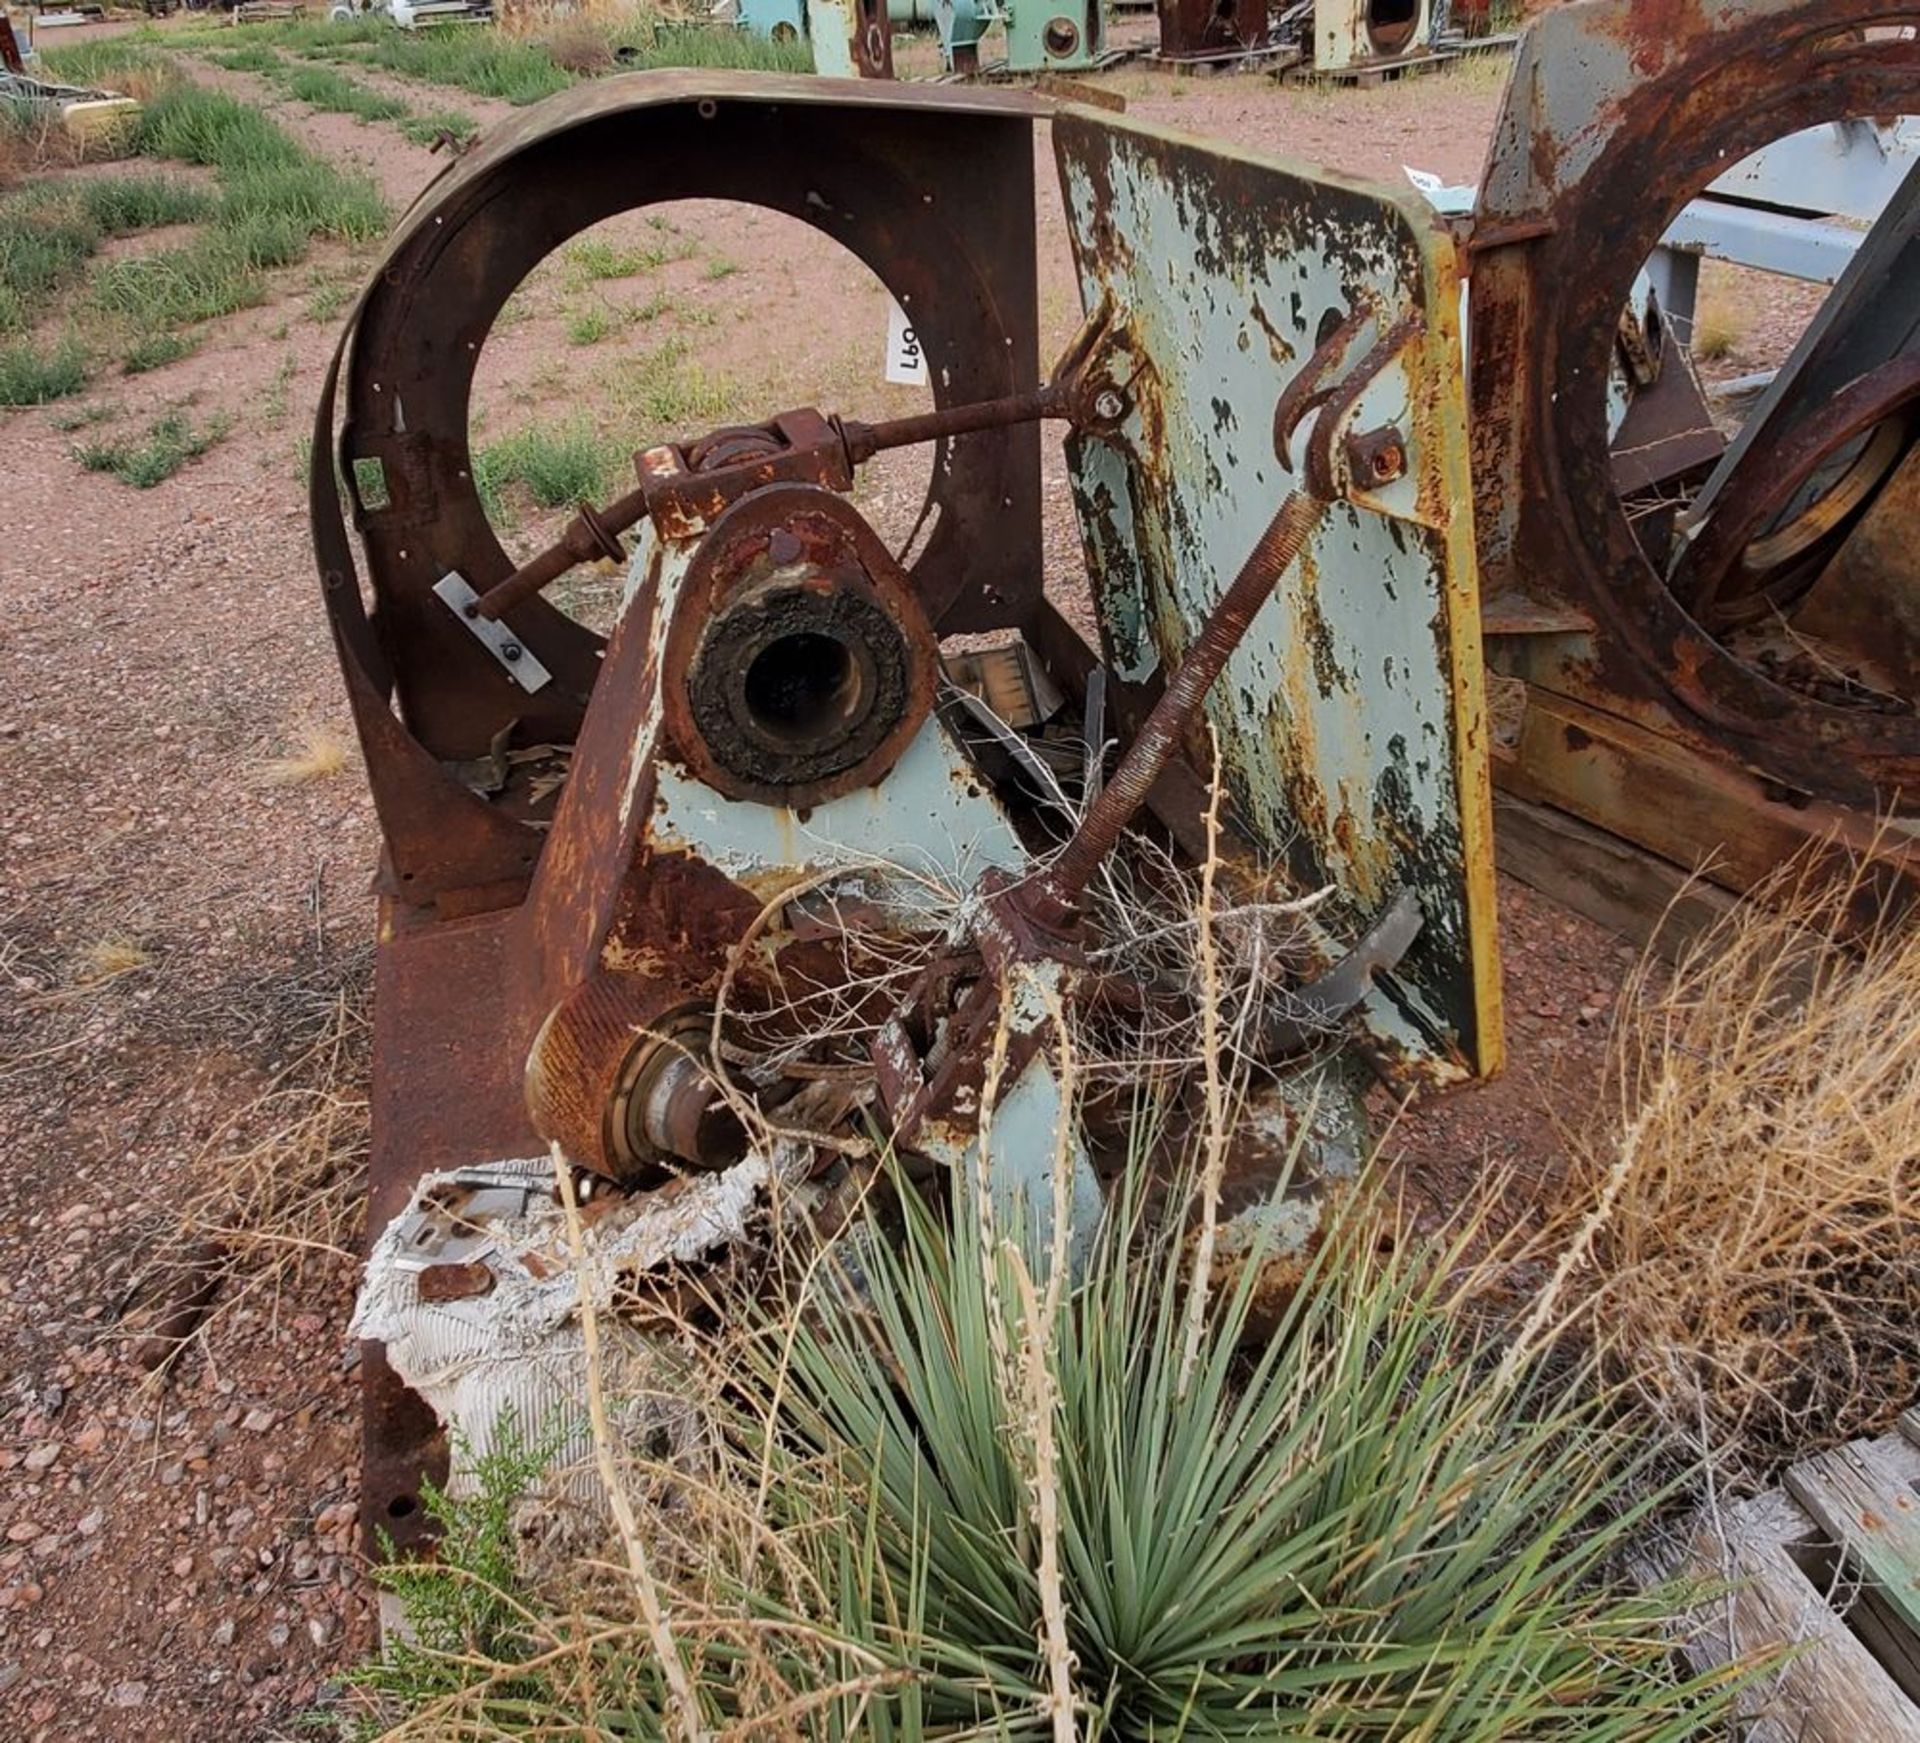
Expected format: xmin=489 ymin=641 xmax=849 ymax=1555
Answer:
xmin=1470 ymin=3 xmax=1920 ymax=809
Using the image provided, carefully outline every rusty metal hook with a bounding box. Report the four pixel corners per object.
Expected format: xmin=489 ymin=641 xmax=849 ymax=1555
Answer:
xmin=1273 ymin=303 xmax=1422 ymax=500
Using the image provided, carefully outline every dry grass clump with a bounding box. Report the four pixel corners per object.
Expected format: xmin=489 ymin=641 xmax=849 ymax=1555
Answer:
xmin=1690 ymin=303 xmax=1742 ymax=364
xmin=540 ymin=21 xmax=619 ymax=74
xmin=76 ymin=934 xmax=152 ymax=983
xmin=1537 ymin=852 xmax=1918 ymax=1484
xmin=121 ymin=984 xmax=369 ymax=1370
xmin=259 ymin=723 xmax=351 ymax=785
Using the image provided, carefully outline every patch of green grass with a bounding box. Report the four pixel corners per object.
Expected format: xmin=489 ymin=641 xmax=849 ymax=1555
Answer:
xmin=614 ymin=21 xmax=814 ymax=73
xmin=48 ymin=399 xmax=116 ymax=431
xmin=397 ymin=108 xmax=479 ymax=150
xmin=0 ymin=334 xmax=88 ymax=405
xmin=76 ymin=407 xmax=230 ymax=487
xmin=280 ymin=63 xmax=408 ymax=125
xmin=204 ymin=43 xmax=286 ymax=75
xmin=565 ymin=303 xmax=617 ymax=346
xmin=263 ymin=351 xmax=297 ymax=424
xmin=616 ymin=336 xmax=735 ymax=431
xmin=701 ymin=254 xmax=739 ymax=282
xmin=90 ymin=236 xmax=266 ymax=328
xmin=135 ymin=78 xmax=297 ymax=169
xmin=0 ymin=187 xmax=106 ymax=331
xmin=305 ymin=276 xmax=352 ymax=325
xmin=363 ymin=29 xmax=571 ymax=106
xmin=473 ymin=420 xmax=625 ymax=518
xmin=0 ymin=84 xmax=386 ymax=369
xmin=632 ymin=288 xmax=676 ymax=324
xmin=0 ymin=175 xmax=213 ymax=336
xmin=121 ymin=330 xmax=200 ymax=375
xmin=34 ymin=34 xmax=171 ymax=88
xmin=564 ymin=236 xmax=669 ymax=283
xmin=215 ymin=155 xmax=387 ymax=248
xmin=75 ymin=175 xmax=214 ymax=234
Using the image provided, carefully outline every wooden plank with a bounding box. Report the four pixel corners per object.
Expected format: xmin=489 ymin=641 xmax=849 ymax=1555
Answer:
xmin=1491 ymin=684 xmax=1920 ymax=933
xmin=1786 ymin=1436 xmax=1920 ymax=1698
xmin=1902 ymin=1407 xmax=1920 ymax=1452
xmin=1492 ymin=792 xmax=1736 ymax=963
xmin=1667 ymin=1487 xmax=1920 ymax=1742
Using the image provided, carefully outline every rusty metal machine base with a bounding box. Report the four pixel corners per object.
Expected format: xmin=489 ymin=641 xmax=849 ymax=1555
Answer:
xmin=314 ymin=74 xmax=1501 ymax=1548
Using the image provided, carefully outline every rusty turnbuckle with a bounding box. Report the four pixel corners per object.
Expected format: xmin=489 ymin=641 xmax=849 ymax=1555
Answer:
xmin=468 ymin=390 xmax=1070 ymax=624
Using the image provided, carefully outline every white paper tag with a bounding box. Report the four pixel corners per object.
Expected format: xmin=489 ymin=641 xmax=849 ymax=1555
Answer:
xmin=885 ymin=298 xmax=928 ymax=386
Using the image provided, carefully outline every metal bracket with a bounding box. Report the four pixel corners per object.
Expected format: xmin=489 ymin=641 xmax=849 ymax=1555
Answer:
xmin=434 ymin=572 xmax=553 ymax=694
xmin=1264 ymin=890 xmax=1425 ymax=1055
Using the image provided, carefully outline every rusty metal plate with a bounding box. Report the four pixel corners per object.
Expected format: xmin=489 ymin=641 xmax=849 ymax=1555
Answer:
xmin=1053 ymin=111 xmax=1500 ymax=1084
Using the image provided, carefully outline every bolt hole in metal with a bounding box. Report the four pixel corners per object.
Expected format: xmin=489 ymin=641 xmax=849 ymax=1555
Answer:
xmin=743 ymin=631 xmax=864 ymax=748
xmin=465 ymin=205 xmax=939 ymax=637
xmin=1610 ymin=108 xmax=1920 ymax=715
xmin=1044 ymin=16 xmax=1080 ymax=56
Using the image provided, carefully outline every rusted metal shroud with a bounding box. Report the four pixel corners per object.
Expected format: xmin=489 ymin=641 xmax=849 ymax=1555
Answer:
xmin=316 ymin=74 xmax=1044 ymax=913
xmin=312 ymin=74 xmax=1050 ymax=1550
xmin=316 ymin=73 xmax=1502 ymax=1551
xmin=1470 ymin=0 xmax=1920 ymax=896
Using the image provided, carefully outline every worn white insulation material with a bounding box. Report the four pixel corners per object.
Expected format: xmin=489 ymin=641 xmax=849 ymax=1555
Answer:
xmin=352 ymin=1152 xmax=789 ymax=1503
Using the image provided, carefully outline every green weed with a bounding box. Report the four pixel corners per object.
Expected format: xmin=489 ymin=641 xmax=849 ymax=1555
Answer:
xmin=474 ymin=420 xmax=625 ymax=517
xmin=564 ymin=236 xmax=671 ymax=283
xmin=204 ymin=43 xmax=285 ymax=75
xmin=306 ymin=277 xmax=352 ymax=324
xmin=0 ymin=175 xmax=213 ymax=335
xmin=702 ymin=254 xmax=740 ymax=282
xmin=76 ymin=407 xmax=230 ymax=487
xmin=121 ymin=330 xmax=199 ymax=374
xmin=263 ymin=351 xmax=297 ymax=423
xmin=363 ymin=29 xmax=571 ymax=106
xmin=358 ymin=1419 xmax=551 ymax=1717
xmin=616 ymin=336 xmax=734 ymax=430
xmin=75 ymin=175 xmax=213 ymax=233
xmin=281 ymin=64 xmax=408 ymax=124
xmin=0 ymin=334 xmax=88 ymax=405
xmin=48 ymin=399 xmax=115 ymax=431
xmin=0 ymin=186 xmax=108 ymax=329
xmin=90 ymin=237 xmax=266 ymax=328
xmin=565 ymin=303 xmax=617 ymax=346
xmin=397 ymin=108 xmax=479 ymax=150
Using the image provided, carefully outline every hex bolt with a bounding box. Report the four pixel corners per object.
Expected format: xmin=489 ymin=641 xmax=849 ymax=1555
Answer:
xmin=501 ymin=642 xmax=523 ymax=662
xmin=1092 ymin=387 xmax=1127 ymax=422
xmin=1345 ymin=424 xmax=1408 ymax=487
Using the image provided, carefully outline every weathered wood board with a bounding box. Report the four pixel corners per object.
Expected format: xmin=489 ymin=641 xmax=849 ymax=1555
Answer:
xmin=1654 ymin=1429 xmax=1920 ymax=1742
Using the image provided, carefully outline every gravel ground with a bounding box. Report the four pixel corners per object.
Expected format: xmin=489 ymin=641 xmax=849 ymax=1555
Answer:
xmin=0 ymin=40 xmax=1677 ymax=1741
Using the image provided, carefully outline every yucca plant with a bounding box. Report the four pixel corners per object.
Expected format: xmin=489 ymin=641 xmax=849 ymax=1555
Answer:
xmin=724 ymin=1162 xmax=1736 ymax=1741
xmin=361 ymin=1146 xmax=1741 ymax=1740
